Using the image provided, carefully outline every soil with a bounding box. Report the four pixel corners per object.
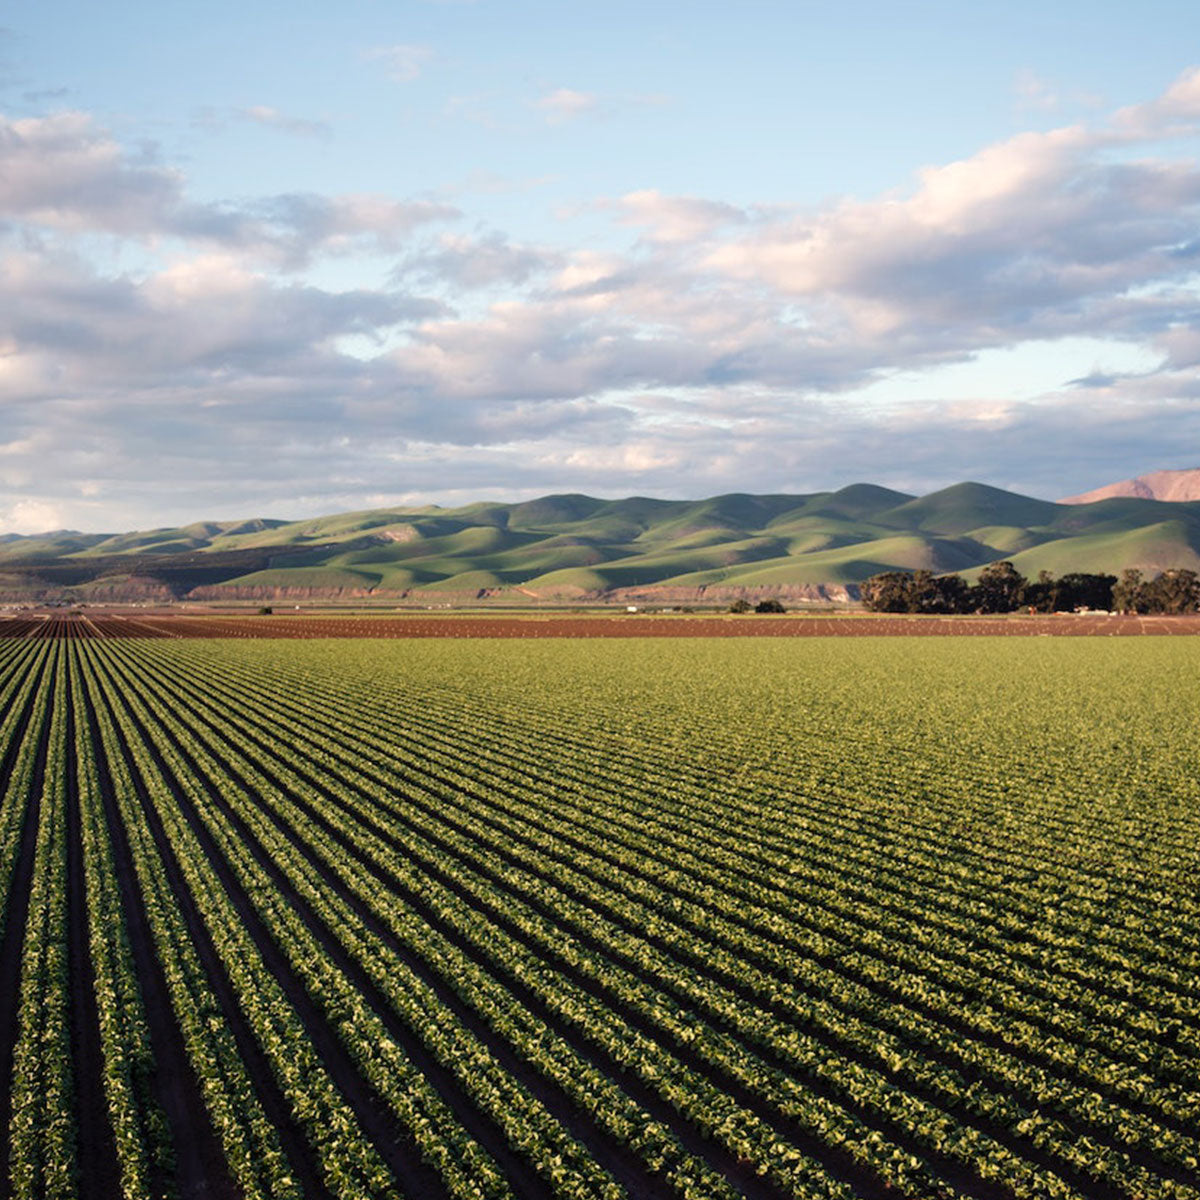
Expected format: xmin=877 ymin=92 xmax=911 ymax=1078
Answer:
xmin=6 ymin=612 xmax=1200 ymax=639
xmin=0 ymin=654 xmax=51 ymax=1200
xmin=64 ymin=679 xmax=123 ymax=1199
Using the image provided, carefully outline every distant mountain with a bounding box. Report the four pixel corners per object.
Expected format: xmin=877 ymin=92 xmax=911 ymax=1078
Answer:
xmin=4 ymin=482 xmax=1200 ymax=603
xmin=1061 ymin=468 xmax=1200 ymax=504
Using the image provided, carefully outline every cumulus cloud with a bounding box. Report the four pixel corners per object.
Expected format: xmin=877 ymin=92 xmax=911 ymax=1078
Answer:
xmin=611 ymin=189 xmax=747 ymax=244
xmin=0 ymin=111 xmax=457 ymax=265
xmin=0 ymin=498 xmax=65 ymax=534
xmin=0 ymin=110 xmax=183 ymax=234
xmin=700 ymin=88 xmax=1200 ymax=364
xmin=395 ymin=231 xmax=562 ymax=289
xmin=7 ymin=67 xmax=1200 ymax=528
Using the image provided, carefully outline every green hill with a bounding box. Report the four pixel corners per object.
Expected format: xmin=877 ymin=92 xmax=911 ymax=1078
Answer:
xmin=4 ymin=483 xmax=1200 ymax=602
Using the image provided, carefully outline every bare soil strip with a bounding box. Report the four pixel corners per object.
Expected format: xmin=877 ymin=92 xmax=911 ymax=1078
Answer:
xmin=9 ymin=611 xmax=1200 ymax=639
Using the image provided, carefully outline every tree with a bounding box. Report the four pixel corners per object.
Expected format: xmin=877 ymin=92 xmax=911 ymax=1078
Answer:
xmin=1022 ymin=570 xmax=1057 ymax=613
xmin=755 ymin=598 xmax=786 ymax=613
xmin=1142 ymin=568 xmax=1200 ymax=613
xmin=861 ymin=570 xmax=972 ymax=613
xmin=1112 ymin=568 xmax=1145 ymax=614
xmin=860 ymin=571 xmax=915 ymax=612
xmin=972 ymin=561 xmax=1026 ymax=613
xmin=929 ymin=573 xmax=972 ymax=614
xmin=728 ymin=598 xmax=752 ymax=613
xmin=1055 ymin=572 xmax=1116 ymax=612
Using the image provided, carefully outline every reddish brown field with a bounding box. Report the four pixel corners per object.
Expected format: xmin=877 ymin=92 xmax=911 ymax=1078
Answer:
xmin=4 ymin=611 xmax=1200 ymax=638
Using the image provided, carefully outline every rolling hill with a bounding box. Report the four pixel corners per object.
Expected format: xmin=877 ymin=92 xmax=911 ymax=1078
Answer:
xmin=4 ymin=481 xmax=1200 ymax=604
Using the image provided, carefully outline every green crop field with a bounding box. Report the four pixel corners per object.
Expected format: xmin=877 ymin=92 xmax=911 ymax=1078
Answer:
xmin=0 ymin=632 xmax=1197 ymax=1199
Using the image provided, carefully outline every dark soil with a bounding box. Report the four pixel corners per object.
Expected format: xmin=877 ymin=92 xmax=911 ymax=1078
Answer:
xmin=8 ymin=611 xmax=1200 ymax=639
xmin=64 ymin=672 xmax=123 ymax=1199
xmin=0 ymin=649 xmax=52 ymax=1200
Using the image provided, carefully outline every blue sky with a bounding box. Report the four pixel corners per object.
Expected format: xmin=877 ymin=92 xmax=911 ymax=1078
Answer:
xmin=3 ymin=1 xmax=1200 ymax=530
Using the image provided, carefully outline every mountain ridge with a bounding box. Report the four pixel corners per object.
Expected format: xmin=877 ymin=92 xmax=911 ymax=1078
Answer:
xmin=1060 ymin=467 xmax=1200 ymax=504
xmin=4 ymin=481 xmax=1200 ymax=603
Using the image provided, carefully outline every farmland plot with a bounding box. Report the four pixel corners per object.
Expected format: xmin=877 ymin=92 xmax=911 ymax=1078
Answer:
xmin=0 ymin=632 xmax=1197 ymax=1199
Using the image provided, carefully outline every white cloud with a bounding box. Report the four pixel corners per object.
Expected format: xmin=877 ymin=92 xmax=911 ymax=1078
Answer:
xmin=0 ymin=110 xmax=182 ymax=234
xmin=534 ymin=88 xmax=598 ymax=124
xmin=7 ymin=68 xmax=1200 ymax=525
xmin=365 ymin=43 xmax=433 ymax=83
xmin=0 ymin=111 xmax=458 ymax=266
xmin=612 ymin=190 xmax=747 ymax=244
xmin=0 ymin=498 xmax=64 ymax=534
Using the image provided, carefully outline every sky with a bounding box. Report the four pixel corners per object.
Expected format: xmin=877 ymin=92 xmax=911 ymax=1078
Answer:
xmin=3 ymin=1 xmax=1200 ymax=532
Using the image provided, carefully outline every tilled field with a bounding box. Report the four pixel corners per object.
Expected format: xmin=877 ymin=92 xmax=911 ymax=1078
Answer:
xmin=4 ymin=611 xmax=1200 ymax=638
xmin=0 ymin=632 xmax=1198 ymax=1200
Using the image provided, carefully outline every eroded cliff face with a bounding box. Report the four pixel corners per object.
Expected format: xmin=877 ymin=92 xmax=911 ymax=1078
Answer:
xmin=0 ymin=574 xmax=177 ymax=603
xmin=603 ymin=582 xmax=859 ymax=605
xmin=186 ymin=585 xmax=399 ymax=601
xmin=0 ymin=577 xmax=858 ymax=606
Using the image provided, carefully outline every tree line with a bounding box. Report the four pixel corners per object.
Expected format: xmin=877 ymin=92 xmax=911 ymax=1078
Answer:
xmin=860 ymin=564 xmax=1200 ymax=614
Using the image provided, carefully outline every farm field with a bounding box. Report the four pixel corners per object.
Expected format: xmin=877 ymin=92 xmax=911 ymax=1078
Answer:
xmin=0 ymin=632 xmax=1197 ymax=1199
xmin=7 ymin=610 xmax=1200 ymax=639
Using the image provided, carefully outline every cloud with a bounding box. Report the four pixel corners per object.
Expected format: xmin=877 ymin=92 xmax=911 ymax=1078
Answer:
xmin=1014 ymin=69 xmax=1061 ymax=111
xmin=365 ymin=43 xmax=433 ymax=83
xmin=233 ymin=192 xmax=461 ymax=267
xmin=0 ymin=111 xmax=458 ymax=265
xmin=236 ymin=105 xmax=331 ymax=139
xmin=1114 ymin=65 xmax=1200 ymax=134
xmin=611 ymin=189 xmax=747 ymax=244
xmin=534 ymin=88 xmax=598 ymax=124
xmin=395 ymin=231 xmax=562 ymax=288
xmin=699 ymin=83 xmax=1200 ymax=363
xmin=0 ymin=498 xmax=64 ymax=534
xmin=0 ymin=110 xmax=183 ymax=234
xmin=8 ymin=68 xmax=1200 ymax=527
xmin=1013 ymin=69 xmax=1101 ymax=114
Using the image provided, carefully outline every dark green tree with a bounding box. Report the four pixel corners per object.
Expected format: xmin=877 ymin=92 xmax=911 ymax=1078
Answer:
xmin=930 ymin=573 xmax=972 ymax=614
xmin=861 ymin=570 xmax=972 ymax=613
xmin=1142 ymin=568 xmax=1200 ymax=613
xmin=1112 ymin=568 xmax=1145 ymax=613
xmin=1055 ymin=573 xmax=1117 ymax=612
xmin=972 ymin=561 xmax=1027 ymax=613
xmin=755 ymin=598 xmax=786 ymax=613
xmin=859 ymin=571 xmax=915 ymax=612
xmin=1022 ymin=570 xmax=1057 ymax=613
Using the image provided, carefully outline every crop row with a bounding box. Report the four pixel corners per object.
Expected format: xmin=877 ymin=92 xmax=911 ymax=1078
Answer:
xmin=97 ymin=636 xmax=1200 ymax=1199
xmin=1 ymin=632 xmax=1197 ymax=1199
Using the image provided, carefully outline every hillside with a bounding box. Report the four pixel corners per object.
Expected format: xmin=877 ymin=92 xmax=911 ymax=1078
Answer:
xmin=4 ymin=481 xmax=1200 ymax=603
xmin=1060 ymin=467 xmax=1200 ymax=504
